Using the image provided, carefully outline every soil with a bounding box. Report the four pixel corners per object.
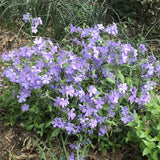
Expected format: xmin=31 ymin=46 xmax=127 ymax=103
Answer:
xmin=0 ymin=24 xmax=149 ymax=160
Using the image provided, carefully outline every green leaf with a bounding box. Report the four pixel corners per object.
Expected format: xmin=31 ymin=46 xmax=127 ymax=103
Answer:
xmin=151 ymin=150 xmax=159 ymax=160
xmin=117 ymin=70 xmax=124 ymax=83
xmin=105 ymin=119 xmax=118 ymax=126
xmin=48 ymin=105 xmax=52 ymax=112
xmin=142 ymin=139 xmax=150 ymax=146
xmin=45 ymin=121 xmax=53 ymax=128
xmin=26 ymin=124 xmax=34 ymax=131
xmin=142 ymin=147 xmax=150 ymax=156
xmin=157 ymin=142 xmax=160 ymax=149
xmin=105 ymin=77 xmax=115 ymax=84
xmin=51 ymin=128 xmax=60 ymax=137
xmin=92 ymin=69 xmax=96 ymax=76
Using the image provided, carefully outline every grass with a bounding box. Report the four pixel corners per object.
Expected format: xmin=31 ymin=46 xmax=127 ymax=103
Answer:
xmin=0 ymin=0 xmax=115 ymax=40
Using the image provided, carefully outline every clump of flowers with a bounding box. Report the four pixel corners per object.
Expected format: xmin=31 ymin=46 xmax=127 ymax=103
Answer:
xmin=1 ymin=14 xmax=159 ymax=141
xmin=22 ymin=12 xmax=42 ymax=33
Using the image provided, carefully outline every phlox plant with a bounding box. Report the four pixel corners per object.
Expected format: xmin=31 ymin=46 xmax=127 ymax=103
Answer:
xmin=21 ymin=13 xmax=43 ymax=40
xmin=1 ymin=13 xmax=160 ymax=157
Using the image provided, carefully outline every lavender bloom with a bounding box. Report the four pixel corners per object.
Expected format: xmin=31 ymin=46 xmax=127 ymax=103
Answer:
xmin=21 ymin=104 xmax=29 ymax=112
xmin=69 ymin=144 xmax=77 ymax=150
xmin=17 ymin=90 xmax=31 ymax=103
xmin=121 ymin=115 xmax=131 ymax=124
xmin=128 ymin=95 xmax=135 ymax=104
xmin=120 ymin=106 xmax=135 ymax=124
xmin=118 ymin=83 xmax=128 ymax=94
xmin=12 ymin=89 xmax=16 ymax=100
xmin=65 ymin=122 xmax=75 ymax=134
xmin=98 ymin=125 xmax=107 ymax=136
xmin=139 ymin=44 xmax=147 ymax=54
xmin=130 ymin=86 xmax=138 ymax=96
xmin=68 ymin=153 xmax=74 ymax=160
xmin=59 ymin=97 xmax=69 ymax=108
xmin=154 ymin=64 xmax=160 ymax=77
xmin=22 ymin=13 xmax=42 ymax=33
xmin=2 ymin=22 xmax=158 ymax=138
xmin=135 ymin=91 xmax=151 ymax=106
xmin=120 ymin=106 xmax=129 ymax=116
xmin=31 ymin=17 xmax=43 ymax=27
xmin=70 ymin=24 xmax=81 ymax=34
xmin=95 ymin=98 xmax=104 ymax=109
xmin=65 ymin=85 xmax=75 ymax=97
xmin=31 ymin=26 xmax=38 ymax=33
xmin=22 ymin=12 xmax=31 ymax=22
xmin=89 ymin=119 xmax=98 ymax=129
xmin=103 ymin=23 xmax=118 ymax=36
xmin=52 ymin=118 xmax=66 ymax=129
xmin=108 ymin=90 xmax=119 ymax=104
xmin=108 ymin=108 xmax=115 ymax=118
xmin=143 ymin=81 xmax=157 ymax=91
xmin=68 ymin=108 xmax=76 ymax=120
xmin=97 ymin=24 xmax=105 ymax=30
xmin=150 ymin=53 xmax=156 ymax=63
xmin=88 ymin=85 xmax=99 ymax=97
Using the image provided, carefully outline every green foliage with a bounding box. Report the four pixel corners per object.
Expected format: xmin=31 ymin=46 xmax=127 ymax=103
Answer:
xmin=127 ymin=95 xmax=160 ymax=160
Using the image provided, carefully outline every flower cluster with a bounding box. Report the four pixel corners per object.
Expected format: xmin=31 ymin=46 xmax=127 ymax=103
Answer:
xmin=1 ymin=20 xmax=159 ymax=138
xmin=22 ymin=13 xmax=42 ymax=33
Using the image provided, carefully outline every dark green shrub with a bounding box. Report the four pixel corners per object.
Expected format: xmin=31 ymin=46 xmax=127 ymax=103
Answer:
xmin=127 ymin=95 xmax=160 ymax=160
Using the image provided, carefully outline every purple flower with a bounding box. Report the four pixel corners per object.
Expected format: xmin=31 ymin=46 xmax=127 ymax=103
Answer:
xmin=98 ymin=125 xmax=107 ymax=136
xmin=54 ymin=97 xmax=69 ymax=108
xmin=139 ymin=44 xmax=147 ymax=54
xmin=108 ymin=108 xmax=115 ymax=118
xmin=65 ymin=85 xmax=75 ymax=97
xmin=22 ymin=13 xmax=31 ymax=22
xmin=31 ymin=26 xmax=38 ymax=33
xmin=68 ymin=153 xmax=74 ymax=160
xmin=88 ymin=85 xmax=99 ymax=97
xmin=128 ymin=95 xmax=135 ymax=104
xmin=150 ymin=53 xmax=156 ymax=63
xmin=95 ymin=99 xmax=104 ymax=109
xmin=90 ymin=29 xmax=101 ymax=40
xmin=103 ymin=23 xmax=118 ymax=36
xmin=17 ymin=90 xmax=31 ymax=103
xmin=65 ymin=122 xmax=75 ymax=134
xmin=120 ymin=106 xmax=129 ymax=116
xmin=130 ymin=86 xmax=137 ymax=96
xmin=154 ymin=64 xmax=160 ymax=77
xmin=59 ymin=98 xmax=69 ymax=108
xmin=12 ymin=89 xmax=16 ymax=100
xmin=108 ymin=90 xmax=119 ymax=104
xmin=52 ymin=118 xmax=66 ymax=129
xmin=89 ymin=119 xmax=98 ymax=129
xmin=118 ymin=83 xmax=128 ymax=94
xmin=21 ymin=104 xmax=29 ymax=112
xmin=68 ymin=108 xmax=76 ymax=120
xmin=70 ymin=24 xmax=81 ymax=34
xmin=69 ymin=144 xmax=77 ymax=150
xmin=143 ymin=81 xmax=156 ymax=91
xmin=97 ymin=24 xmax=105 ymax=30
xmin=121 ymin=115 xmax=131 ymax=124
